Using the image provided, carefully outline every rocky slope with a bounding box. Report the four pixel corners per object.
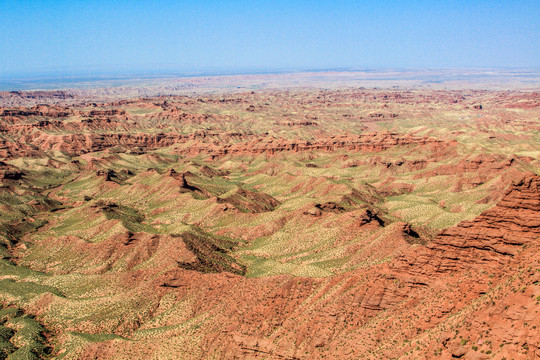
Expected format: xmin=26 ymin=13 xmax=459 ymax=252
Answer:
xmin=0 ymin=87 xmax=538 ymax=359
xmin=55 ymin=174 xmax=539 ymax=359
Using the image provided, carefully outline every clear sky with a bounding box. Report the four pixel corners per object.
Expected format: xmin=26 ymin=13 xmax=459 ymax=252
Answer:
xmin=1 ymin=0 xmax=539 ymax=77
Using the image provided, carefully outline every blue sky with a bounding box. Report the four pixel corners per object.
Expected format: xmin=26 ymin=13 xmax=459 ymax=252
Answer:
xmin=1 ymin=0 xmax=539 ymax=77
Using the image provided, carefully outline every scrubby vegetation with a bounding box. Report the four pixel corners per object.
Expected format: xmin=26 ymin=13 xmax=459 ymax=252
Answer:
xmin=0 ymin=85 xmax=538 ymax=358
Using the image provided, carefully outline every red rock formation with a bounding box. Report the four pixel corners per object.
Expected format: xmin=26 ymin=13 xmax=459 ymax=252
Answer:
xmin=88 ymin=109 xmax=126 ymax=117
xmin=200 ymin=133 xmax=453 ymax=159
xmin=0 ymin=117 xmax=454 ymax=160
xmin=171 ymin=174 xmax=540 ymax=358
xmin=3 ymin=88 xmax=539 ymax=359
xmin=47 ymin=175 xmax=540 ymax=356
xmin=393 ymin=174 xmax=540 ymax=275
xmin=218 ymin=188 xmax=280 ymax=213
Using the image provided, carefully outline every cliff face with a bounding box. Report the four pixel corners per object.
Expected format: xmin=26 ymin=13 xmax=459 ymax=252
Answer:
xmin=393 ymin=174 xmax=540 ymax=276
xmin=195 ymin=133 xmax=453 ymax=158
xmin=0 ymin=119 xmax=453 ymax=159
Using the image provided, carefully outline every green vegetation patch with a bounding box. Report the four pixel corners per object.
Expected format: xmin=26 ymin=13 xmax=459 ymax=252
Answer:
xmin=175 ymin=229 xmax=246 ymax=275
xmin=0 ymin=304 xmax=52 ymax=360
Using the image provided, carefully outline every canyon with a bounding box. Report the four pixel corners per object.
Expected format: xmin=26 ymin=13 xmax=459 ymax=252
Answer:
xmin=0 ymin=83 xmax=538 ymax=359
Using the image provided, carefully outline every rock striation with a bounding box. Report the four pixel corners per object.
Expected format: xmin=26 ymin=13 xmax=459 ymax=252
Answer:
xmin=392 ymin=173 xmax=540 ymax=276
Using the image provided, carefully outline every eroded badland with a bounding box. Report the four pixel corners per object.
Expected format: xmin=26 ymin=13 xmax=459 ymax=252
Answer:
xmin=0 ymin=75 xmax=539 ymax=359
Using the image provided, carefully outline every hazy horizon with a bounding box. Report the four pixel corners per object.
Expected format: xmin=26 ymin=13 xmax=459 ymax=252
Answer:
xmin=2 ymin=68 xmax=540 ymax=93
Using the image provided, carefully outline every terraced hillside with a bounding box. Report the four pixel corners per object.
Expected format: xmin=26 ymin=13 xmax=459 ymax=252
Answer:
xmin=0 ymin=88 xmax=539 ymax=359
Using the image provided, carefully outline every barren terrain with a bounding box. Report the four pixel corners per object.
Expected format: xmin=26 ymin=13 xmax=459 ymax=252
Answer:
xmin=0 ymin=74 xmax=539 ymax=359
